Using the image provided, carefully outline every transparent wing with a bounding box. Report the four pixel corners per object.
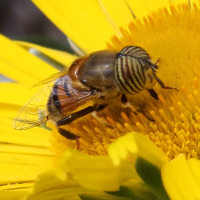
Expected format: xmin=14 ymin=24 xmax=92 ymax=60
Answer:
xmin=13 ymin=77 xmax=95 ymax=130
xmin=32 ymin=54 xmax=89 ymax=88
xmin=13 ymin=84 xmax=52 ymax=130
xmin=32 ymin=68 xmax=69 ymax=88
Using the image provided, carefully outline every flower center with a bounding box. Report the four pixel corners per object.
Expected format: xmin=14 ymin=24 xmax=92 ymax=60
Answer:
xmin=50 ymin=3 xmax=200 ymax=161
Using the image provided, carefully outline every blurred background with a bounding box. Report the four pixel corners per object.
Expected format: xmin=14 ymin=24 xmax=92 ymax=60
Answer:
xmin=0 ymin=0 xmax=73 ymax=50
xmin=0 ymin=0 xmax=75 ymax=81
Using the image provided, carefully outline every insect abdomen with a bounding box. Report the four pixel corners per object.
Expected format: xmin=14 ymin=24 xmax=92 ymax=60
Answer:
xmin=47 ymin=76 xmax=75 ymax=122
xmin=114 ymin=46 xmax=146 ymax=95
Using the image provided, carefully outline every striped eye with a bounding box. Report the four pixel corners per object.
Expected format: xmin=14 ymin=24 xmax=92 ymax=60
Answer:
xmin=114 ymin=46 xmax=150 ymax=95
xmin=119 ymin=46 xmax=151 ymax=60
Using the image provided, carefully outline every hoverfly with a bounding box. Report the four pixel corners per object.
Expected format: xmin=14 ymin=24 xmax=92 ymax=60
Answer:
xmin=14 ymin=46 xmax=175 ymax=140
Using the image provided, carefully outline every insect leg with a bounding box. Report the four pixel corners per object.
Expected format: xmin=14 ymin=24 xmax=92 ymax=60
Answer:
xmin=121 ymin=94 xmax=137 ymax=111
xmin=147 ymin=89 xmax=159 ymax=100
xmin=157 ymin=77 xmax=178 ymax=91
xmin=91 ymin=104 xmax=113 ymax=128
xmin=57 ymin=128 xmax=78 ymax=140
xmin=57 ymin=105 xmax=99 ymax=127
xmin=96 ymin=104 xmax=108 ymax=111
xmin=56 ymin=105 xmax=100 ymax=140
xmin=57 ymin=105 xmax=107 ymax=139
xmin=74 ymin=105 xmax=107 ymax=149
xmin=121 ymin=94 xmax=128 ymax=104
xmin=154 ymin=58 xmax=160 ymax=65
xmin=121 ymin=94 xmax=155 ymax=122
xmin=121 ymin=94 xmax=137 ymax=114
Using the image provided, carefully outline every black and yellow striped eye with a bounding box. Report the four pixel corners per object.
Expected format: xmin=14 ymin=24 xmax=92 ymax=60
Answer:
xmin=114 ymin=46 xmax=150 ymax=95
xmin=120 ymin=46 xmax=150 ymax=60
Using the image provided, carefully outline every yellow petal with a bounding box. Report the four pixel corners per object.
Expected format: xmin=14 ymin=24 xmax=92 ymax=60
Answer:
xmin=108 ymin=132 xmax=168 ymax=168
xmin=126 ymin=0 xmax=170 ymax=20
xmin=170 ymin=0 xmax=189 ymax=5
xmin=23 ymin=169 xmax=82 ymax=200
xmin=0 ymin=190 xmax=28 ymax=200
xmin=97 ymin=0 xmax=134 ymax=34
xmin=162 ymin=154 xmax=200 ymax=200
xmin=0 ymin=35 xmax=57 ymax=84
xmin=24 ymin=169 xmax=155 ymax=200
xmin=187 ymin=158 xmax=200 ymax=186
xmin=0 ymin=118 xmax=52 ymax=147
xmin=0 ymin=163 xmax=50 ymax=186
xmin=0 ymin=104 xmax=22 ymax=119
xmin=15 ymin=41 xmax=76 ymax=67
xmin=0 ymin=83 xmax=38 ymax=106
xmin=0 ymin=117 xmax=55 ymax=189
xmin=0 ymin=59 xmax=36 ymax=85
xmin=32 ymin=0 xmax=120 ymax=51
xmin=56 ymin=149 xmax=139 ymax=191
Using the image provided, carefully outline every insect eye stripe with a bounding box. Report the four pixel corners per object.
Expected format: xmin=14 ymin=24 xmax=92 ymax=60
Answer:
xmin=115 ymin=57 xmax=133 ymax=94
xmin=127 ymin=57 xmax=144 ymax=91
xmin=121 ymin=46 xmax=150 ymax=60
xmin=131 ymin=48 xmax=150 ymax=59
xmin=121 ymin=46 xmax=138 ymax=55
xmin=121 ymin=56 xmax=141 ymax=94
xmin=137 ymin=59 xmax=145 ymax=84
xmin=121 ymin=46 xmax=137 ymax=53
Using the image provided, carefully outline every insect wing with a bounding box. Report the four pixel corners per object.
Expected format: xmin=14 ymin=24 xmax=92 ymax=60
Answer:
xmin=46 ymin=77 xmax=95 ymax=120
xmin=32 ymin=68 xmax=69 ymax=88
xmin=13 ymin=84 xmax=52 ymax=130
xmin=14 ymin=76 xmax=95 ymax=130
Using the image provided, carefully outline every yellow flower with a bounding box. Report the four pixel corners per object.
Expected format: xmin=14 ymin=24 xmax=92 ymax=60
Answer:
xmin=1 ymin=0 xmax=200 ymax=199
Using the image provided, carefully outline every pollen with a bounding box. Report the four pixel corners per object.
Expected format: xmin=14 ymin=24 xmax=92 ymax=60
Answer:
xmin=51 ymin=3 xmax=200 ymax=161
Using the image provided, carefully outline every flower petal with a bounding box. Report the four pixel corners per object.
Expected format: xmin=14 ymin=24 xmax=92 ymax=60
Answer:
xmin=23 ymin=169 xmax=85 ymax=200
xmin=187 ymin=158 xmax=200 ymax=186
xmin=162 ymin=154 xmax=200 ymax=200
xmin=0 ymin=118 xmax=52 ymax=147
xmin=15 ymin=41 xmax=76 ymax=67
xmin=56 ymin=149 xmax=139 ymax=191
xmin=23 ymin=165 xmax=159 ymax=200
xmin=79 ymin=179 xmax=158 ymax=200
xmin=25 ymin=169 xmax=155 ymax=200
xmin=0 ymin=35 xmax=57 ymax=84
xmin=32 ymin=0 xmax=124 ymax=51
xmin=0 ymin=117 xmax=55 ymax=190
xmin=0 ymin=103 xmax=22 ymax=120
xmin=0 ymin=83 xmax=38 ymax=107
xmin=97 ymin=0 xmax=134 ymax=33
xmin=126 ymin=0 xmax=161 ymax=20
xmin=108 ymin=132 xmax=168 ymax=168
xmin=0 ymin=190 xmax=28 ymax=200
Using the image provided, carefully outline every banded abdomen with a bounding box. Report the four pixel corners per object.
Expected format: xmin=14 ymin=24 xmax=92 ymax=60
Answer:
xmin=47 ymin=76 xmax=74 ymax=121
xmin=47 ymin=75 xmax=94 ymax=122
